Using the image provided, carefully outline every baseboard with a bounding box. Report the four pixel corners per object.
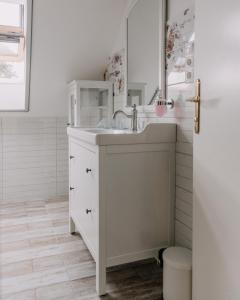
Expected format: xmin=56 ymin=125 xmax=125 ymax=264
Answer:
xmin=107 ymin=244 xmax=168 ymax=267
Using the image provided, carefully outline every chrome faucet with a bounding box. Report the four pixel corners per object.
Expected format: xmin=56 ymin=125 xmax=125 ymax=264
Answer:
xmin=112 ymin=104 xmax=138 ymax=131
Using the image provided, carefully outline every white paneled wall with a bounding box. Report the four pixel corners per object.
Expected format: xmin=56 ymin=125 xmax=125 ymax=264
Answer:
xmin=0 ymin=118 xmax=68 ymax=203
xmin=57 ymin=118 xmax=69 ymax=197
xmin=171 ymin=88 xmax=193 ymax=249
xmin=136 ymin=85 xmax=194 ymax=249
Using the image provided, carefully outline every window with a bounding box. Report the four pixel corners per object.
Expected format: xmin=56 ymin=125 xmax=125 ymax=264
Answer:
xmin=0 ymin=0 xmax=32 ymax=111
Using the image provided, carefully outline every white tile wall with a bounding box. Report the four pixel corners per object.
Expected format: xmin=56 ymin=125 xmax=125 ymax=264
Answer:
xmin=136 ymin=85 xmax=194 ymax=249
xmin=57 ymin=118 xmax=69 ymax=196
xmin=0 ymin=117 xmax=68 ymax=203
xmin=113 ymin=87 xmax=194 ymax=250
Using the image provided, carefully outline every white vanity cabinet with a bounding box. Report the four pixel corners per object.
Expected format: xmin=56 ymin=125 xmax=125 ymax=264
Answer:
xmin=68 ymin=124 xmax=176 ymax=295
xmin=69 ymin=142 xmax=99 ymax=256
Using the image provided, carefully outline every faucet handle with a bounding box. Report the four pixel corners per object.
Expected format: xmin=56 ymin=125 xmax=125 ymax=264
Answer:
xmin=131 ymin=104 xmax=138 ymax=132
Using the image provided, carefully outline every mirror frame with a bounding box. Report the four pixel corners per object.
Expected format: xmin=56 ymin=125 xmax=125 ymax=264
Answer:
xmin=124 ymin=0 xmax=166 ymax=112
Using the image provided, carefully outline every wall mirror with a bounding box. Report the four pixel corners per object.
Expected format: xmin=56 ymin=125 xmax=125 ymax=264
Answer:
xmin=126 ymin=0 xmax=166 ymax=107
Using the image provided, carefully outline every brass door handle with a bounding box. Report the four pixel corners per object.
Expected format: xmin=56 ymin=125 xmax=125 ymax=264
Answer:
xmin=186 ymin=96 xmax=200 ymax=103
xmin=186 ymin=79 xmax=201 ymax=134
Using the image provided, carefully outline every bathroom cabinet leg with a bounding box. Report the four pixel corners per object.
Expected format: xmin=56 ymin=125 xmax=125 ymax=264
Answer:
xmin=69 ymin=216 xmax=75 ymax=234
xmin=96 ymin=260 xmax=106 ymax=296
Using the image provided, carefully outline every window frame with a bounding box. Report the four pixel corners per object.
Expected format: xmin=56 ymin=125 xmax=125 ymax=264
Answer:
xmin=0 ymin=3 xmax=24 ymax=62
xmin=0 ymin=0 xmax=33 ymax=112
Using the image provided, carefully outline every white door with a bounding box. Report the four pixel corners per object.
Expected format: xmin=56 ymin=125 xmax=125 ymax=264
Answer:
xmin=193 ymin=1 xmax=240 ymax=299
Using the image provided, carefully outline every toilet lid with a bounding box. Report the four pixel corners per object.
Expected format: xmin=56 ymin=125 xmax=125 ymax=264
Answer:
xmin=163 ymin=247 xmax=192 ymax=271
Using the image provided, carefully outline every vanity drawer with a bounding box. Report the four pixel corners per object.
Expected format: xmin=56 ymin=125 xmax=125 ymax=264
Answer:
xmin=70 ymin=142 xmax=98 ymax=190
xmin=71 ymin=187 xmax=97 ymax=255
xmin=69 ymin=140 xmax=98 ymax=256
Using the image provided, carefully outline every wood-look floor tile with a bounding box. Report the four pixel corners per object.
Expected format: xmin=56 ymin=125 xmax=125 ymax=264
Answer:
xmin=33 ymin=255 xmax=64 ymax=272
xmin=0 ymin=224 xmax=28 ymax=235
xmin=0 ymin=202 xmax=25 ymax=210
xmin=1 ymin=211 xmax=68 ymax=228
xmin=29 ymin=235 xmax=58 ymax=248
xmin=0 ymin=227 xmax=55 ymax=243
xmin=24 ymin=201 xmax=45 ymax=208
xmin=0 ymin=243 xmax=59 ymax=265
xmin=0 ymin=267 xmax=69 ymax=296
xmin=71 ymin=262 xmax=162 ymax=299
xmin=0 ymin=212 xmax=28 ymax=222
xmin=0 ymin=197 xmax=163 ymax=298
xmin=106 ymin=268 xmax=144 ymax=293
xmin=0 ymin=289 xmax=36 ymax=300
xmin=53 ymin=225 xmax=69 ymax=235
xmin=56 ymin=233 xmax=81 ymax=244
xmin=47 ymin=206 xmax=68 ymax=214
xmin=27 ymin=221 xmax=53 ymax=230
xmin=61 ymin=250 xmax=93 ymax=266
xmin=0 ymin=207 xmax=26 ymax=216
xmin=35 ymin=281 xmax=73 ymax=300
xmin=0 ymin=240 xmax=30 ymax=255
xmin=46 ymin=196 xmax=67 ymax=204
xmin=70 ymin=276 xmax=96 ymax=299
xmin=47 ymin=211 xmax=69 ymax=222
xmin=1 ymin=238 xmax=85 ymax=265
xmin=0 ymin=199 xmax=26 ymax=206
xmin=77 ymin=279 xmax=162 ymax=300
xmin=46 ymin=201 xmax=68 ymax=210
xmin=52 ymin=218 xmax=68 ymax=227
xmin=0 ymin=260 xmax=33 ymax=278
xmin=66 ymin=261 xmax=96 ymax=281
xmin=26 ymin=208 xmax=47 ymax=217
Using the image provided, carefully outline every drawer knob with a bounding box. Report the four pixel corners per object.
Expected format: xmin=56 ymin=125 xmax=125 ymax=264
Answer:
xmin=70 ymin=187 xmax=75 ymax=191
xmin=70 ymin=156 xmax=75 ymax=160
xmin=86 ymin=168 xmax=92 ymax=173
xmin=86 ymin=209 xmax=92 ymax=214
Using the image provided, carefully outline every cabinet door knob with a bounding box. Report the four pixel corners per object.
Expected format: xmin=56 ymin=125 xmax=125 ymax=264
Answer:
xmin=70 ymin=187 xmax=75 ymax=191
xmin=86 ymin=209 xmax=92 ymax=214
xmin=70 ymin=156 xmax=75 ymax=160
xmin=86 ymin=168 xmax=92 ymax=173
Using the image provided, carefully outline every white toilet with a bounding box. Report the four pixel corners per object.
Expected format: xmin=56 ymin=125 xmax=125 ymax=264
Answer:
xmin=163 ymin=247 xmax=192 ymax=300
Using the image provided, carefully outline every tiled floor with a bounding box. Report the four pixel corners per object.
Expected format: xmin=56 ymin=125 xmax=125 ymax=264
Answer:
xmin=0 ymin=197 xmax=163 ymax=299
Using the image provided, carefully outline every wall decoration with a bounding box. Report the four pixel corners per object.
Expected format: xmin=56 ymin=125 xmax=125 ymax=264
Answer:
xmin=105 ymin=49 xmax=125 ymax=96
xmin=166 ymin=7 xmax=195 ymax=86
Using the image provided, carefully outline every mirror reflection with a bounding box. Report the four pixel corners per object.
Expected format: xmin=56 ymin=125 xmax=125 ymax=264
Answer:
xmin=127 ymin=0 xmax=165 ymax=107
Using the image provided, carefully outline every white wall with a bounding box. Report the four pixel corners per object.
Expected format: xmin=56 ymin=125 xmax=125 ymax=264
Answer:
xmin=0 ymin=0 xmax=128 ymax=117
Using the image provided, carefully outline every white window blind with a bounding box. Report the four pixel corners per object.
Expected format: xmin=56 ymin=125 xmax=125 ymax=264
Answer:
xmin=0 ymin=0 xmax=32 ymax=111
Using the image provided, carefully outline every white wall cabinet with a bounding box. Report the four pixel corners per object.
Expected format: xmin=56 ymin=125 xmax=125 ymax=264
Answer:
xmin=68 ymin=80 xmax=113 ymax=128
xmin=68 ymin=132 xmax=175 ymax=295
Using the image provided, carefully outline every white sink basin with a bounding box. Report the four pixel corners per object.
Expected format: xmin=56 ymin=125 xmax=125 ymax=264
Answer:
xmin=67 ymin=123 xmax=176 ymax=146
xmin=84 ymin=128 xmax=131 ymax=134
